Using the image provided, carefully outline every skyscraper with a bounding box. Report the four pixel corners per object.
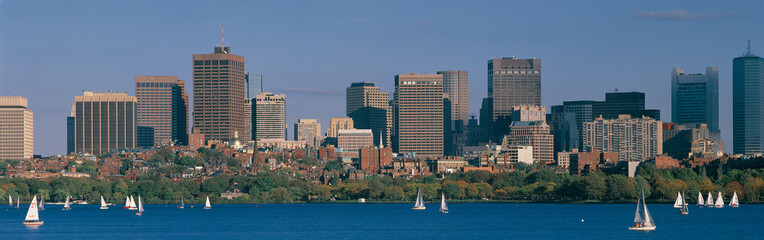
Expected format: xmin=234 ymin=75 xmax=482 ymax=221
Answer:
xmin=592 ymin=92 xmax=660 ymax=120
xmin=671 ymin=67 xmax=719 ymax=132
xmin=346 ymin=82 xmax=391 ymax=147
xmin=438 ymin=71 xmax=469 ymax=124
xmin=505 ymin=121 xmax=554 ymax=164
xmin=135 ymin=76 xmax=189 ymax=146
xmin=254 ymin=92 xmax=286 ymax=140
xmin=394 ymin=73 xmax=444 ymax=157
xmin=733 ymin=43 xmax=764 ymax=155
xmin=69 ymin=92 xmax=136 ymax=155
xmin=326 ymin=117 xmax=354 ymax=138
xmin=0 ymin=96 xmax=33 ymax=160
xmin=244 ymin=98 xmax=254 ymax=142
xmin=246 ymin=73 xmax=263 ymax=98
xmin=488 ymin=57 xmax=541 ymax=140
xmin=193 ymin=43 xmax=246 ymax=142
xmin=294 ymin=119 xmax=321 ymax=147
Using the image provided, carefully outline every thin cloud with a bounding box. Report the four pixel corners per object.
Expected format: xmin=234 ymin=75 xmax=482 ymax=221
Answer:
xmin=634 ymin=10 xmax=723 ymax=20
xmin=276 ymin=87 xmax=343 ymax=96
xmin=415 ymin=20 xmax=435 ymax=28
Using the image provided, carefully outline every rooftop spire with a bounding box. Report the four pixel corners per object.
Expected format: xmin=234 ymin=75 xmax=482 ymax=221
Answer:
xmin=221 ymin=24 xmax=225 ymax=48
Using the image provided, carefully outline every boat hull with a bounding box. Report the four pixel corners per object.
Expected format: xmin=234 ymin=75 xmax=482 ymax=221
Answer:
xmin=62 ymin=208 xmax=70 ymax=211
xmin=628 ymin=226 xmax=656 ymax=231
xmin=136 ymin=212 xmax=142 ymax=216
xmin=439 ymin=210 xmax=448 ymax=214
xmin=714 ymin=205 xmax=724 ymax=208
xmin=128 ymin=207 xmax=138 ymax=210
xmin=204 ymin=207 xmax=212 ymax=210
xmin=23 ymin=221 xmax=44 ymax=226
xmin=411 ymin=207 xmax=426 ymax=210
xmin=100 ymin=207 xmax=109 ymax=210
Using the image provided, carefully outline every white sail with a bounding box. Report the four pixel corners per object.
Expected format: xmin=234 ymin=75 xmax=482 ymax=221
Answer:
xmin=714 ymin=192 xmax=724 ymax=208
xmin=25 ymin=196 xmax=40 ymax=221
xmin=124 ymin=196 xmax=130 ymax=208
xmin=9 ymin=194 xmax=12 ymax=205
xmin=100 ymin=196 xmax=108 ymax=209
xmin=673 ymin=192 xmax=683 ymax=208
xmin=630 ymin=190 xmax=655 ymax=230
xmin=63 ymin=195 xmax=70 ymax=209
xmin=730 ymin=192 xmax=739 ymax=207
xmin=137 ymin=196 xmax=143 ymax=213
xmin=706 ymin=192 xmax=714 ymax=207
xmin=39 ymin=195 xmax=45 ymax=209
xmin=204 ymin=196 xmax=212 ymax=209
xmin=129 ymin=195 xmax=137 ymax=209
xmin=697 ymin=192 xmax=704 ymax=206
xmin=16 ymin=196 xmax=20 ymax=208
xmin=439 ymin=193 xmax=448 ymax=213
xmin=412 ymin=187 xmax=425 ymax=209
xmin=180 ymin=198 xmax=184 ymax=208
xmin=643 ymin=195 xmax=654 ymax=227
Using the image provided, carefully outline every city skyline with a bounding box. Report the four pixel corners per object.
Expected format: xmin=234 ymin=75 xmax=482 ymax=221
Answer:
xmin=1 ymin=1 xmax=763 ymax=155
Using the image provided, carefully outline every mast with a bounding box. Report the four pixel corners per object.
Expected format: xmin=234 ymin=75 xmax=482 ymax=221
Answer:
xmin=25 ymin=195 xmax=39 ymax=221
xmin=634 ymin=191 xmax=644 ymax=223
xmin=137 ymin=196 xmax=143 ymax=213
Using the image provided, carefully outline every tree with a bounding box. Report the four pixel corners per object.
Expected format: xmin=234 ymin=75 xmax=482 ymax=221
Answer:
xmin=583 ymin=171 xmax=607 ymax=200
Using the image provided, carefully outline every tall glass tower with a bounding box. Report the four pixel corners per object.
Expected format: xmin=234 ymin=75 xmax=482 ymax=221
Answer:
xmin=733 ymin=42 xmax=764 ymax=155
xmin=671 ymin=67 xmax=719 ymax=132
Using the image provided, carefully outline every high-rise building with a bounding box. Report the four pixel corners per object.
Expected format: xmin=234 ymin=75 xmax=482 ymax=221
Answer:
xmin=246 ymin=73 xmax=263 ymax=98
xmin=326 ymin=117 xmax=354 ymax=138
xmin=337 ymin=129 xmax=374 ymax=151
xmin=254 ymin=92 xmax=286 ymax=140
xmin=193 ymin=44 xmax=246 ymax=142
xmin=663 ymin=123 xmax=723 ymax=159
xmin=68 ymin=92 xmax=136 ymax=155
xmin=438 ymin=71 xmax=469 ymax=124
xmin=488 ymin=57 xmax=541 ymax=140
xmin=504 ymin=121 xmax=554 ymax=164
xmin=346 ymin=82 xmax=391 ymax=147
xmin=671 ymin=67 xmax=719 ymax=132
xmin=135 ymin=76 xmax=188 ymax=146
xmin=394 ymin=73 xmax=444 ymax=157
xmin=733 ymin=43 xmax=764 ymax=155
xmin=592 ymin=92 xmax=660 ymax=120
xmin=0 ymin=96 xmax=33 ymax=160
xmin=244 ymin=98 xmax=254 ymax=142
xmin=511 ymin=105 xmax=546 ymax=122
xmin=294 ymin=119 xmax=321 ymax=147
xmin=582 ymin=115 xmax=662 ymax=161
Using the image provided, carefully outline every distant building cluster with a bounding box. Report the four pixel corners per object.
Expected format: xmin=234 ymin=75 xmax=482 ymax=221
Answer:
xmin=7 ymin=37 xmax=764 ymax=182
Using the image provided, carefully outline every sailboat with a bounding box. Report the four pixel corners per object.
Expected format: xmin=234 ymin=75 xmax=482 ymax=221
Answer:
xmin=9 ymin=194 xmax=12 ymax=206
xmin=412 ymin=187 xmax=426 ymax=210
xmin=135 ymin=196 xmax=143 ymax=216
xmin=204 ymin=196 xmax=212 ymax=210
xmin=22 ymin=195 xmax=43 ymax=226
xmin=38 ymin=195 xmax=45 ymax=210
xmin=628 ymin=190 xmax=656 ymax=231
xmin=714 ymin=192 xmax=724 ymax=208
xmin=16 ymin=196 xmax=20 ymax=209
xmin=100 ymin=196 xmax=109 ymax=210
xmin=730 ymin=192 xmax=739 ymax=207
xmin=62 ymin=195 xmax=71 ymax=210
xmin=706 ymin=192 xmax=714 ymax=207
xmin=679 ymin=192 xmax=689 ymax=215
xmin=439 ymin=193 xmax=448 ymax=214
xmin=673 ymin=192 xmax=684 ymax=208
xmin=697 ymin=192 xmax=704 ymax=207
xmin=124 ymin=196 xmax=130 ymax=209
xmin=128 ymin=195 xmax=138 ymax=210
xmin=178 ymin=196 xmax=184 ymax=209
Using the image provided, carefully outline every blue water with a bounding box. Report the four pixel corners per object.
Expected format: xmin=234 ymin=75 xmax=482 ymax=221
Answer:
xmin=1 ymin=203 xmax=762 ymax=239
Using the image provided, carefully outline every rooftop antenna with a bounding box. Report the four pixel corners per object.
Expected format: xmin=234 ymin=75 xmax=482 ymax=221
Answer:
xmin=747 ymin=40 xmax=751 ymax=55
xmin=221 ymin=24 xmax=227 ymax=53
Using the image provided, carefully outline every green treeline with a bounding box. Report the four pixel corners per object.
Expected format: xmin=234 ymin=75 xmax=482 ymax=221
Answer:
xmin=2 ymin=159 xmax=764 ymax=204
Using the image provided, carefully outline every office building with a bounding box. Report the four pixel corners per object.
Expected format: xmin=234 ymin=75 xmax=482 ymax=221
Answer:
xmin=671 ymin=67 xmax=719 ymax=132
xmin=68 ymin=92 xmax=136 ymax=155
xmin=504 ymin=121 xmax=554 ymax=164
xmin=244 ymin=98 xmax=254 ymax=142
xmin=294 ymin=119 xmax=321 ymax=147
xmin=592 ymin=92 xmax=660 ymax=120
xmin=337 ymin=129 xmax=374 ymax=151
xmin=582 ymin=115 xmax=662 ymax=161
xmin=246 ymin=73 xmax=263 ymax=98
xmin=192 ymin=43 xmax=246 ymax=142
xmin=394 ymin=73 xmax=444 ymax=157
xmin=327 ymin=117 xmax=354 ymax=138
xmin=663 ymin=123 xmax=723 ymax=159
xmin=488 ymin=57 xmax=541 ymax=140
xmin=135 ymin=76 xmax=188 ymax=146
xmin=346 ymin=82 xmax=392 ymax=147
xmin=254 ymin=92 xmax=286 ymax=140
xmin=438 ymin=71 xmax=469 ymax=124
xmin=733 ymin=43 xmax=764 ymax=155
xmin=0 ymin=96 xmax=33 ymax=160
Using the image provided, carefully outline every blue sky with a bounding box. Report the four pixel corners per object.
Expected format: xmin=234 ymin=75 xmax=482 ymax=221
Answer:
xmin=1 ymin=0 xmax=762 ymax=156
